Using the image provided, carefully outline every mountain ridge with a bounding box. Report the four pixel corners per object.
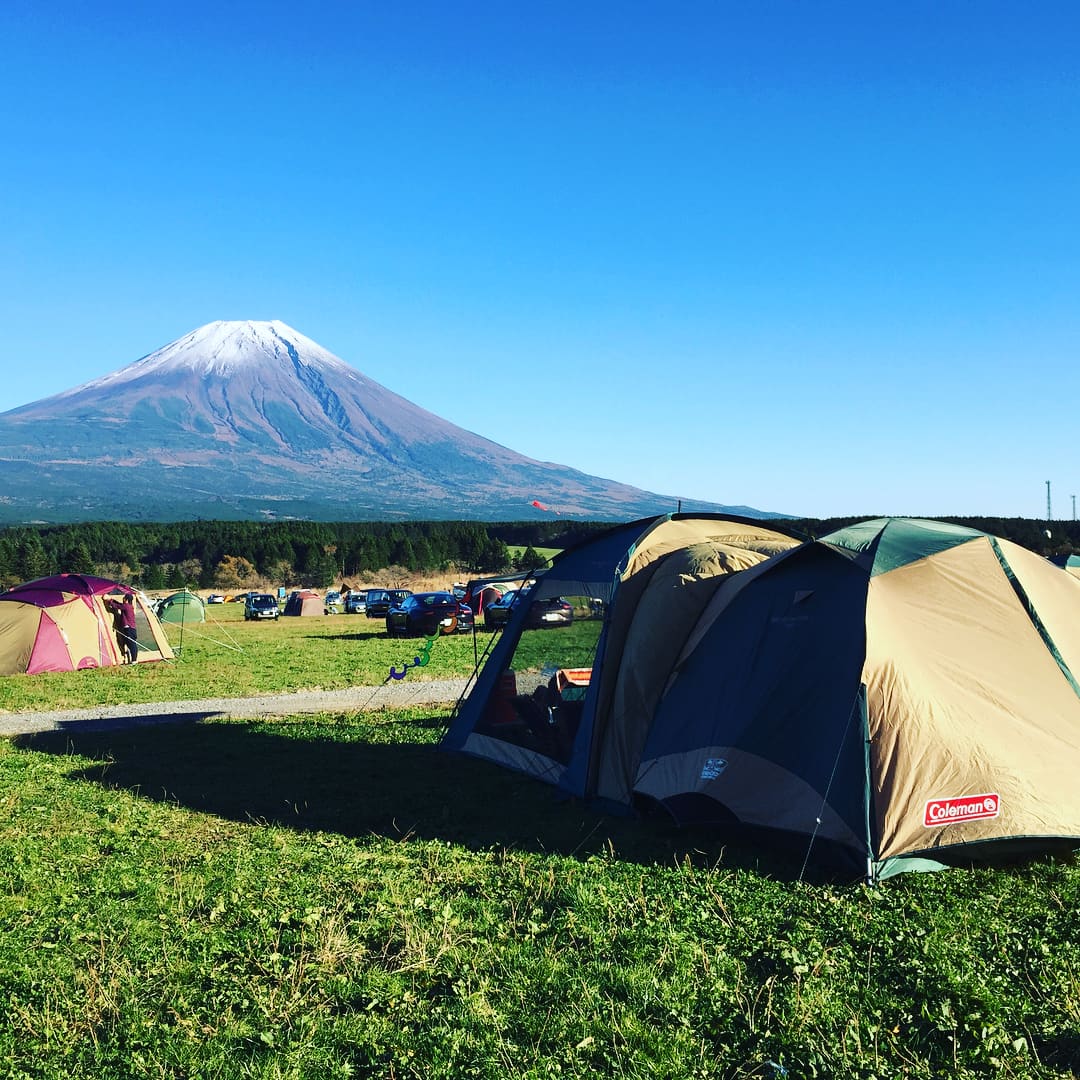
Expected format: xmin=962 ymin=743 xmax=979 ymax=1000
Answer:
xmin=0 ymin=321 xmax=779 ymax=525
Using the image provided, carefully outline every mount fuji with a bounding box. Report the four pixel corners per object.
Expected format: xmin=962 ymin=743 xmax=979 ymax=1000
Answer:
xmin=0 ymin=321 xmax=769 ymax=524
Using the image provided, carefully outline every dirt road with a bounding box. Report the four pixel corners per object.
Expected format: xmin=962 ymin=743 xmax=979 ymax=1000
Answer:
xmin=0 ymin=677 xmax=472 ymax=737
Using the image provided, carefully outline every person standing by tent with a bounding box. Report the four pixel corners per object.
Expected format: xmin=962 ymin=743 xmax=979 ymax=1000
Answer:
xmin=106 ymin=594 xmax=139 ymax=664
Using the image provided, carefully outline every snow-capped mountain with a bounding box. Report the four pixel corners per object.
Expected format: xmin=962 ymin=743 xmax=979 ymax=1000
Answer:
xmin=54 ymin=320 xmax=352 ymax=385
xmin=0 ymin=320 xmax=771 ymax=524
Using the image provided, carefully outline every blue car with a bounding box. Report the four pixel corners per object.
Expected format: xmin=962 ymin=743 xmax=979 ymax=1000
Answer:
xmin=386 ymin=592 xmax=475 ymax=637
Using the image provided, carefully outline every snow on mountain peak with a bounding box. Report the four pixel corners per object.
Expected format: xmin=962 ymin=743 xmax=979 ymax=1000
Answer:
xmin=62 ymin=320 xmax=355 ymax=397
xmin=144 ymin=319 xmax=349 ymax=377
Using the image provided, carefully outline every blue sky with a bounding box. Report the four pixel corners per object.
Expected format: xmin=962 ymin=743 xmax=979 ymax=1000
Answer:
xmin=2 ymin=2 xmax=1078 ymax=520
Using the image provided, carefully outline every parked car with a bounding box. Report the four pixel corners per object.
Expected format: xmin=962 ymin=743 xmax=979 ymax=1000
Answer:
xmin=344 ymin=592 xmax=367 ymax=614
xmin=206 ymin=593 xmax=225 ymax=604
xmin=386 ymin=592 xmax=474 ymax=637
xmin=483 ymin=588 xmax=523 ymax=630
xmin=324 ymin=590 xmax=342 ymax=614
xmin=524 ymin=596 xmax=574 ymax=629
xmin=244 ymin=593 xmax=280 ymax=620
xmin=365 ymin=588 xmax=412 ymax=619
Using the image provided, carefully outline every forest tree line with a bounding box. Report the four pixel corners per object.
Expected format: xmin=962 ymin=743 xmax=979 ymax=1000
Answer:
xmin=0 ymin=518 xmax=614 ymax=591
xmin=0 ymin=515 xmax=1076 ymax=592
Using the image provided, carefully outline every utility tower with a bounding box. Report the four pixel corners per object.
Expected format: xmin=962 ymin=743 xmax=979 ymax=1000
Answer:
xmin=1073 ymin=494 xmax=1077 ymax=521
xmin=1047 ymin=480 xmax=1052 ymax=521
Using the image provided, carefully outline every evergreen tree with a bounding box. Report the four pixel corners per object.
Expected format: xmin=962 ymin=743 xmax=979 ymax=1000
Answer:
xmin=267 ymin=558 xmax=293 ymax=587
xmin=0 ymin=539 xmax=13 ymax=585
xmin=65 ymin=540 xmax=96 ymax=575
xmin=459 ymin=525 xmax=487 ymax=570
xmin=412 ymin=537 xmax=434 ymax=570
xmin=310 ymin=552 xmax=337 ymax=588
xmin=515 ymin=545 xmax=546 ymax=570
xmin=16 ymin=534 xmax=50 ymax=581
xmin=390 ymin=537 xmax=416 ymax=569
xmin=480 ymin=537 xmax=511 ymax=571
xmin=143 ymin=563 xmax=167 ymax=590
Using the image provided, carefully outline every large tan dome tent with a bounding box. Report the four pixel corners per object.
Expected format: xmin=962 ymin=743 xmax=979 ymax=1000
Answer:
xmin=1050 ymin=553 xmax=1080 ymax=580
xmin=633 ymin=518 xmax=1080 ymax=878
xmin=444 ymin=516 xmax=1080 ymax=880
xmin=0 ymin=573 xmax=173 ymax=675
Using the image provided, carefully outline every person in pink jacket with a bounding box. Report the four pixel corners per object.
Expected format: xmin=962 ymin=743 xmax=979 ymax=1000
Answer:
xmin=105 ymin=593 xmax=139 ymax=664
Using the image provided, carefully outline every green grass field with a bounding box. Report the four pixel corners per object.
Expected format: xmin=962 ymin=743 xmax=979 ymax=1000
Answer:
xmin=1 ymin=612 xmax=1079 ymax=1078
xmin=0 ymin=607 xmax=606 ymax=714
xmin=0 ymin=605 xmax=482 ymax=713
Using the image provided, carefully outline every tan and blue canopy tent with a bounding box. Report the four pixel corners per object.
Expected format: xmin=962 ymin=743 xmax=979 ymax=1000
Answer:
xmin=443 ymin=517 xmax=1080 ymax=880
xmin=0 ymin=573 xmax=173 ymax=675
xmin=441 ymin=514 xmax=800 ymax=802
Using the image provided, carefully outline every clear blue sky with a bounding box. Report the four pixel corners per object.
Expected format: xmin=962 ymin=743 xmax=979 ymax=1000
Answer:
xmin=3 ymin=1 xmax=1078 ymax=520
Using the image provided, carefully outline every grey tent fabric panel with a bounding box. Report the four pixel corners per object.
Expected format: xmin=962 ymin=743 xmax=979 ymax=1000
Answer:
xmin=443 ymin=519 xmax=648 ymax=781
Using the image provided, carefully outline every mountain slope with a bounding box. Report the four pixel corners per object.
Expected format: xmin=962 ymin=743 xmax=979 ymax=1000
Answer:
xmin=0 ymin=321 xmax=773 ymax=524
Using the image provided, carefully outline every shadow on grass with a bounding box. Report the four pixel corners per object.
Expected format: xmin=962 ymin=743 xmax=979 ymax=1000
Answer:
xmin=14 ymin=719 xmax=852 ymax=883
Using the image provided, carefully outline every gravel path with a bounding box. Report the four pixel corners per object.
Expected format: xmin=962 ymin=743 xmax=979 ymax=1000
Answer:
xmin=0 ymin=677 xmax=472 ymax=737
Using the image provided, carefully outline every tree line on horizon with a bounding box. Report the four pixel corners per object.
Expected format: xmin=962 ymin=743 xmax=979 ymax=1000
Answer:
xmin=0 ymin=515 xmax=1076 ymax=592
xmin=0 ymin=518 xmax=610 ymax=592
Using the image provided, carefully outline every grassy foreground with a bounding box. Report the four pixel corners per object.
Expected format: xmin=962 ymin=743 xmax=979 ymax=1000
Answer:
xmin=1 ymin=708 xmax=1078 ymax=1079
xmin=1 ymin=614 xmax=1079 ymax=1077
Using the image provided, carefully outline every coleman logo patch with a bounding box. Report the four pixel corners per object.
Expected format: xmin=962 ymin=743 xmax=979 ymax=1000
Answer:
xmin=924 ymin=793 xmax=1000 ymax=828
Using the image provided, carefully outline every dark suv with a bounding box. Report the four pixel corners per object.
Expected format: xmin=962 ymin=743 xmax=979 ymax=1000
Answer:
xmin=364 ymin=588 xmax=412 ymax=619
xmin=244 ymin=593 xmax=280 ymax=621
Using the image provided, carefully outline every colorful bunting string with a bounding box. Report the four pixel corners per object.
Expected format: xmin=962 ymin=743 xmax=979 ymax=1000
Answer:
xmin=388 ymin=630 xmax=442 ymax=680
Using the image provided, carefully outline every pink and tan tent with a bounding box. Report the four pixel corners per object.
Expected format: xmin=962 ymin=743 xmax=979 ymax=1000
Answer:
xmin=0 ymin=573 xmax=173 ymax=676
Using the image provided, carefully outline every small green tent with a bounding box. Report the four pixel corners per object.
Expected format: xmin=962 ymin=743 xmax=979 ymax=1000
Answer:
xmin=155 ymin=590 xmax=206 ymax=624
